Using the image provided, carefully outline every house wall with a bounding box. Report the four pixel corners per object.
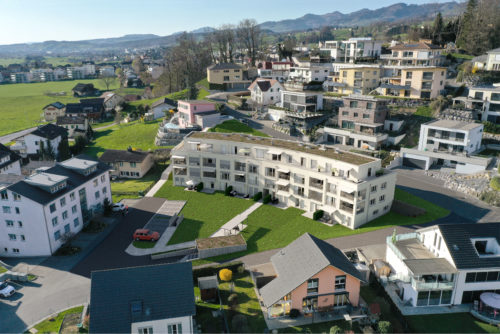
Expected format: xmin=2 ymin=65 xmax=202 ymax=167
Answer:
xmin=402 ymin=68 xmax=446 ymax=99
xmin=59 ymin=122 xmax=88 ymax=138
xmin=109 ymin=155 xmax=154 ymax=178
xmin=131 ymin=315 xmax=193 ymax=334
xmin=178 ymin=101 xmax=215 ymax=128
xmin=0 ymin=160 xmax=21 ymax=175
xmin=486 ymin=52 xmax=500 ymax=71
xmin=338 ymin=67 xmax=381 ymax=95
xmin=289 ymin=265 xmax=361 ymax=311
xmin=23 ymin=134 xmax=63 ymax=156
xmin=44 ymin=107 xmax=66 ymax=121
xmin=152 ymin=104 xmax=175 ymax=119
xmin=418 ymin=123 xmax=483 ymax=154
xmin=250 ymin=82 xmax=283 ymax=106
xmin=195 ymin=113 xmax=223 ymax=129
xmin=208 ymin=67 xmax=245 ymax=85
xmin=453 ymin=270 xmax=500 ymax=305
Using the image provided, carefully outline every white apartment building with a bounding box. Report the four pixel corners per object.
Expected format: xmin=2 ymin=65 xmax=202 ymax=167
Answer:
xmin=248 ymin=79 xmax=283 ymax=106
xmin=0 ymin=144 xmax=21 ymax=176
xmin=320 ymin=37 xmax=382 ymax=63
xmin=280 ymin=90 xmax=324 ymax=112
xmin=0 ymin=156 xmax=111 ymax=257
xmin=288 ymin=64 xmax=332 ymax=83
xmin=386 ymin=223 xmax=500 ymax=312
xmin=486 ymin=48 xmax=500 ymax=71
xmin=380 ymin=41 xmax=444 ymax=66
xmin=458 ymin=85 xmax=500 ymax=124
xmin=99 ymin=66 xmax=115 ymax=77
xmin=10 ymin=124 xmax=68 ymax=159
xmin=171 ymin=132 xmax=396 ymax=229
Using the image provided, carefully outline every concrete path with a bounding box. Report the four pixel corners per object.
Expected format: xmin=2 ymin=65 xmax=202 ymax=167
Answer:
xmin=145 ymin=164 xmax=172 ymax=197
xmin=0 ymin=126 xmax=37 ymax=144
xmin=211 ymin=202 xmax=262 ymax=237
xmin=92 ymin=121 xmax=118 ymax=131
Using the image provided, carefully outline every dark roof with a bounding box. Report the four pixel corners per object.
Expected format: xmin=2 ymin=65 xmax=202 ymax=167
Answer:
xmin=195 ymin=110 xmax=219 ymax=116
xmin=43 ymin=102 xmax=65 ymax=110
xmin=207 ymin=63 xmax=243 ymax=70
xmin=72 ymin=83 xmax=96 ymax=92
xmin=89 ymin=262 xmax=195 ymax=333
xmin=438 ymin=223 xmax=500 ymax=270
xmin=7 ymin=155 xmax=110 ymax=205
xmin=151 ymin=97 xmax=177 ymax=108
xmin=56 ymin=116 xmax=86 ymax=125
xmin=0 ymin=144 xmax=21 ymax=170
xmin=30 ymin=124 xmax=68 ymax=140
xmin=81 ymin=98 xmax=105 ymax=105
xmin=65 ymin=99 xmax=103 ymax=115
xmin=256 ymin=80 xmax=271 ymax=92
xmin=99 ymin=149 xmax=151 ymax=163
xmin=260 ymin=233 xmax=364 ymax=307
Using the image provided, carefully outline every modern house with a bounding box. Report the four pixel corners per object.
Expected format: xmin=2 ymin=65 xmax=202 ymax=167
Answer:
xmin=99 ymin=149 xmax=154 ymax=178
xmin=151 ymin=98 xmax=177 ymax=120
xmin=256 ymin=233 xmax=364 ymax=319
xmin=10 ymin=72 xmax=29 ymax=83
xmin=380 ymin=41 xmax=444 ymax=66
xmin=10 ymin=124 xmax=68 ymax=159
xmin=324 ymin=65 xmax=381 ymax=95
xmin=72 ymin=83 xmax=99 ymax=97
xmin=258 ymin=61 xmax=294 ymax=81
xmin=400 ymin=119 xmax=489 ymax=174
xmin=319 ymin=37 xmax=382 ymax=63
xmin=248 ymin=79 xmax=283 ymax=106
xmin=56 ymin=116 xmax=89 ymax=139
xmin=485 ymin=48 xmax=500 ymax=71
xmin=65 ymin=98 xmax=105 ymax=121
xmin=89 ymin=262 xmax=196 ymax=334
xmin=454 ymin=84 xmax=500 ymax=124
xmin=378 ymin=66 xmax=446 ymax=99
xmin=43 ymin=102 xmax=66 ymax=121
xmin=177 ymin=100 xmax=222 ymax=129
xmin=0 ymin=144 xmax=21 ymax=175
xmin=171 ymin=132 xmax=396 ymax=229
xmin=322 ymin=95 xmax=390 ymax=150
xmin=0 ymin=155 xmax=111 ymax=257
xmin=207 ymin=63 xmax=251 ymax=90
xmin=385 ymin=223 xmax=500 ymax=316
xmin=288 ymin=63 xmax=332 ymax=83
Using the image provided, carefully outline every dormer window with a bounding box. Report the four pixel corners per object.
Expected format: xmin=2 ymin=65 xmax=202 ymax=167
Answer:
xmin=472 ymin=238 xmax=500 ymax=257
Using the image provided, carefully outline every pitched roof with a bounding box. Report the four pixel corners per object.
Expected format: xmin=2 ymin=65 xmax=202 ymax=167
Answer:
xmin=487 ymin=48 xmax=500 ymax=54
xmin=390 ymin=42 xmax=443 ymax=51
xmin=72 ymin=83 xmax=95 ymax=92
xmin=7 ymin=155 xmax=110 ymax=205
xmin=43 ymin=102 xmax=65 ymax=110
xmin=89 ymin=262 xmax=195 ymax=333
xmin=99 ymin=149 xmax=151 ymax=163
xmin=207 ymin=63 xmax=243 ymax=70
xmin=0 ymin=144 xmax=21 ymax=169
xmin=438 ymin=223 xmax=500 ymax=270
xmin=56 ymin=116 xmax=86 ymax=125
xmin=248 ymin=79 xmax=280 ymax=92
xmin=151 ymin=97 xmax=177 ymax=108
xmin=260 ymin=233 xmax=364 ymax=307
xmin=30 ymin=124 xmax=68 ymax=140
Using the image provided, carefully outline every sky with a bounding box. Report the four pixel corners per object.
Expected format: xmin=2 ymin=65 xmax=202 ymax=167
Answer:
xmin=0 ymin=0 xmax=458 ymax=45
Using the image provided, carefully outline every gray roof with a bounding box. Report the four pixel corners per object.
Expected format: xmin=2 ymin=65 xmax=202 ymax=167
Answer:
xmin=404 ymin=258 xmax=457 ymax=275
xmin=30 ymin=124 xmax=68 ymax=140
xmin=43 ymin=102 xmax=65 ymax=109
xmin=89 ymin=262 xmax=195 ymax=333
xmin=260 ymin=233 xmax=364 ymax=307
xmin=0 ymin=144 xmax=21 ymax=169
xmin=151 ymin=97 xmax=177 ymax=108
xmin=487 ymin=48 xmax=500 ymax=54
xmin=438 ymin=223 xmax=500 ymax=270
xmin=56 ymin=116 xmax=86 ymax=125
xmin=198 ymin=275 xmax=218 ymax=290
xmin=425 ymin=119 xmax=483 ymax=131
xmin=99 ymin=149 xmax=151 ymax=163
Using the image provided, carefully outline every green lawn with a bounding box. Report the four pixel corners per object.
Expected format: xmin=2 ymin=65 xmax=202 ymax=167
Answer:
xmin=197 ymin=78 xmax=210 ymax=89
xmin=0 ymin=266 xmax=7 ymax=274
xmin=197 ymin=88 xmax=210 ymax=99
xmin=32 ymin=305 xmax=84 ymax=333
xmin=154 ymin=180 xmax=254 ymax=245
xmin=209 ymin=119 xmax=269 ymax=137
xmin=111 ymin=165 xmax=165 ymax=202
xmin=0 ymin=79 xmax=119 ymax=136
xmin=406 ymin=313 xmax=500 ymax=333
xmin=83 ymin=120 xmax=167 ymax=158
xmin=279 ymin=319 xmax=361 ymax=333
xmin=193 ymin=187 xmax=449 ymax=265
xmin=132 ymin=240 xmax=156 ymax=249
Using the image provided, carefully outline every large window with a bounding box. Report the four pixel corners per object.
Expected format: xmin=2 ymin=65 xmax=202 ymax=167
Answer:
xmin=302 ymin=297 xmax=318 ymax=313
xmin=167 ymin=324 xmax=182 ymax=334
xmin=466 ymin=271 xmax=500 ymax=283
xmin=335 ymin=275 xmax=346 ymax=290
xmin=138 ymin=328 xmax=153 ymax=334
xmin=417 ymin=290 xmax=453 ymax=306
xmin=307 ymin=278 xmax=319 ymax=294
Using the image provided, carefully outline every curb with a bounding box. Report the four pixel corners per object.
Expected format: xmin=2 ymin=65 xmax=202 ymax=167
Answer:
xmin=23 ymin=303 xmax=87 ymax=333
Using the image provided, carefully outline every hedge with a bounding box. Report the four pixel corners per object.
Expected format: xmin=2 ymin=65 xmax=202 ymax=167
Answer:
xmin=252 ymin=192 xmax=262 ymax=202
xmin=196 ymin=182 xmax=204 ymax=192
xmin=192 ymin=261 xmax=243 ymax=281
xmin=225 ymin=185 xmax=233 ymax=196
xmin=263 ymin=194 xmax=272 ymax=204
xmin=313 ymin=210 xmax=324 ymax=221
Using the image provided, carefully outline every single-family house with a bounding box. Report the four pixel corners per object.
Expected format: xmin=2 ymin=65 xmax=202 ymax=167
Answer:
xmin=89 ymin=262 xmax=196 ymax=334
xmin=151 ymin=98 xmax=177 ymax=119
xmin=100 ymin=92 xmax=125 ymax=112
xmin=177 ymin=100 xmax=222 ymax=129
xmin=248 ymin=79 xmax=283 ymax=106
xmin=56 ymin=116 xmax=89 ymax=139
xmin=99 ymin=148 xmax=154 ymax=178
xmin=207 ymin=63 xmax=251 ymax=90
xmin=380 ymin=41 xmax=444 ymax=66
xmin=72 ymin=83 xmax=99 ymax=97
xmin=10 ymin=124 xmax=68 ymax=159
xmin=43 ymin=102 xmax=66 ymax=121
xmin=256 ymin=233 xmax=364 ymax=319
xmin=486 ymin=48 xmax=500 ymax=71
xmin=0 ymin=144 xmax=21 ymax=175
xmin=65 ymin=99 xmax=105 ymax=121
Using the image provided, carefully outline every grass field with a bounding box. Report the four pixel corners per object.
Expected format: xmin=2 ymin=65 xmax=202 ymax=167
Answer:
xmin=209 ymin=119 xmax=269 ymax=137
xmin=0 ymin=79 xmax=119 ymax=136
xmin=154 ymin=180 xmax=254 ymax=245
xmin=406 ymin=313 xmax=500 ymax=333
xmin=31 ymin=305 xmax=84 ymax=333
xmin=83 ymin=120 xmax=167 ymax=158
xmin=111 ymin=165 xmax=165 ymax=202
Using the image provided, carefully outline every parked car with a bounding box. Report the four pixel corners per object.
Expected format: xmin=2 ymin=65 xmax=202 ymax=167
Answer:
xmin=0 ymin=282 xmax=15 ymax=298
xmin=112 ymin=203 xmax=126 ymax=212
xmin=133 ymin=229 xmax=160 ymax=242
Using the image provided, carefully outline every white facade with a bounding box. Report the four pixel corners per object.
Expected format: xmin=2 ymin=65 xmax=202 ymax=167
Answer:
xmin=171 ymin=132 xmax=396 ymax=229
xmin=288 ymin=64 xmax=332 ymax=83
xmin=0 ymin=156 xmax=21 ymax=176
xmin=12 ymin=133 xmax=63 ymax=157
xmin=467 ymin=85 xmax=500 ymax=123
xmin=249 ymin=80 xmax=283 ymax=106
xmin=131 ymin=315 xmax=193 ymax=334
xmin=280 ymin=90 xmax=324 ymax=112
xmin=152 ymin=103 xmax=176 ymax=120
xmin=320 ymin=38 xmax=382 ymax=63
xmin=99 ymin=66 xmax=115 ymax=77
xmin=486 ymin=49 xmax=500 ymax=71
xmin=418 ymin=120 xmax=483 ymax=155
xmin=0 ymin=157 xmax=111 ymax=257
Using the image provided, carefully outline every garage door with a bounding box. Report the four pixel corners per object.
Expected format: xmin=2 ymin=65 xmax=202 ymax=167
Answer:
xmin=403 ymin=157 xmax=426 ymax=169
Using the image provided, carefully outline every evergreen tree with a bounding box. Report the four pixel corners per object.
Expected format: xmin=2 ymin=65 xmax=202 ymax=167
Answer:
xmin=45 ymin=140 xmax=55 ymax=160
xmin=456 ymin=0 xmax=478 ymax=49
xmin=57 ymin=138 xmax=71 ymax=161
xmin=432 ymin=12 xmax=444 ymax=45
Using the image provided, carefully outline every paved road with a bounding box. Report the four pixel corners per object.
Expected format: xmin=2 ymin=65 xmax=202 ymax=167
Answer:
xmin=0 ymin=127 xmax=37 ymax=144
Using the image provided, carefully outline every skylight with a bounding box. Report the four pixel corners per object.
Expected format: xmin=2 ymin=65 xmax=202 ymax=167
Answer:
xmin=472 ymin=238 xmax=500 ymax=257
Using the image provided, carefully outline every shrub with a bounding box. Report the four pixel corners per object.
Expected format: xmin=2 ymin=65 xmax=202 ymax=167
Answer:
xmin=330 ymin=325 xmax=342 ymax=334
xmin=263 ymin=194 xmax=272 ymax=204
xmin=375 ymin=169 xmax=385 ymax=177
xmin=378 ymin=321 xmax=392 ymax=334
xmin=103 ymin=198 xmax=112 ymax=216
xmin=252 ymin=191 xmax=262 ymax=202
xmin=219 ymin=268 xmax=233 ymax=281
xmin=231 ymin=314 xmax=248 ymax=332
xmin=491 ymin=176 xmax=500 ymax=191
xmin=237 ymin=265 xmax=245 ymax=274
xmin=228 ymin=293 xmax=239 ymax=310
xmin=196 ymin=182 xmax=204 ymax=192
xmin=225 ymin=185 xmax=233 ymax=196
xmin=289 ymin=308 xmax=300 ymax=318
xmin=313 ymin=210 xmax=324 ymax=221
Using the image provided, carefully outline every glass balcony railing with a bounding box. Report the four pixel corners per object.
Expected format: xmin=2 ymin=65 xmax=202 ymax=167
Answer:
xmin=411 ymin=277 xmax=454 ymax=290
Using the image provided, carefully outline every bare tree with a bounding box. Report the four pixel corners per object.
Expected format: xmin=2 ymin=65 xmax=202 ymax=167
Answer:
xmin=237 ymin=19 xmax=261 ymax=67
xmin=100 ymin=74 xmax=116 ymax=91
xmin=214 ymin=24 xmax=236 ymax=63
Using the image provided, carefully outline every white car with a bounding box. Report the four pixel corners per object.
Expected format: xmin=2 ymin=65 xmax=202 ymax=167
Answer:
xmin=111 ymin=203 xmax=126 ymax=212
xmin=0 ymin=282 xmax=15 ymax=298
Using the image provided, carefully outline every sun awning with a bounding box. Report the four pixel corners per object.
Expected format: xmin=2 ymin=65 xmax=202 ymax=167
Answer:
xmin=267 ymin=149 xmax=282 ymax=155
xmin=187 ymin=141 xmax=201 ymax=144
xmin=403 ymin=258 xmax=456 ymax=275
xmin=235 ymin=172 xmax=245 ymax=176
xmin=480 ymin=292 xmax=500 ymax=309
xmin=239 ymin=148 xmax=251 ymax=154
xmin=200 ymin=143 xmax=213 ymax=149
xmin=277 ymin=168 xmax=290 ymax=173
xmin=172 ymin=155 xmax=185 ymax=159
xmin=276 ymin=179 xmax=290 ymax=186
xmin=173 ymin=166 xmax=187 ymax=169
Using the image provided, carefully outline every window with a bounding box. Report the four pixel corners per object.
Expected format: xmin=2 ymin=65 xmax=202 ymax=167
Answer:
xmin=64 ymin=224 xmax=70 ymax=234
xmin=60 ymin=198 xmax=66 ymax=207
xmin=15 ymin=207 xmax=19 ymax=214
xmin=20 ymin=235 xmax=25 ymax=241
xmin=381 ymin=182 xmax=387 ymax=189
xmin=62 ymin=211 xmax=68 ymax=220
xmin=379 ymin=195 xmax=385 ymax=202
xmin=72 ymin=205 xmax=77 ymax=214
xmin=335 ymin=275 xmax=346 ymax=290
xmin=1 ymin=190 xmax=8 ymax=200
xmin=70 ymin=192 xmax=75 ymax=201
xmin=95 ymin=191 xmax=100 ymax=199
xmin=101 ymin=175 xmax=105 ymax=182
xmin=130 ymin=162 xmax=137 ymax=168
xmin=349 ymin=101 xmax=358 ymax=108
xmin=342 ymin=111 xmax=349 ymax=116
xmin=49 ymin=203 xmax=56 ymax=213
xmin=18 ymin=221 xmax=22 ymax=227
xmin=3 ymin=206 xmax=11 ymax=214
xmin=307 ymin=278 xmax=319 ymax=294
xmin=6 ymin=220 xmax=14 ymax=227
xmin=93 ymin=179 xmax=98 ymax=187
xmin=363 ymin=114 xmax=370 ymax=119
xmin=167 ymin=324 xmax=182 ymax=334
xmin=373 ymin=210 xmax=379 ymax=215
xmin=12 ymin=248 xmax=19 ymax=253
xmin=13 ymin=193 xmax=21 ymax=201
xmin=119 ymin=162 xmax=123 ymax=167
xmin=406 ymin=72 xmax=412 ymax=79
xmin=74 ymin=218 xmax=80 ymax=227
xmin=8 ymin=234 xmax=16 ymax=241
xmin=370 ymin=199 xmax=376 ymax=205
xmin=353 ymin=113 xmax=358 ymax=117
xmin=52 ymin=217 xmax=58 ymax=226
xmin=138 ymin=328 xmax=153 ymax=334
xmin=371 ymin=185 xmax=377 ymax=192
xmin=102 ymin=187 xmax=107 ymax=194
xmin=54 ymin=230 xmax=61 ymax=240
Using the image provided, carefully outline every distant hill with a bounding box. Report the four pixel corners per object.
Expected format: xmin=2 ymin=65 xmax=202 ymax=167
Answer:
xmin=259 ymin=2 xmax=465 ymax=32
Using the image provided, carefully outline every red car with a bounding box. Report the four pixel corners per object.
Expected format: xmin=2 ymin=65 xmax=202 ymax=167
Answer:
xmin=133 ymin=229 xmax=160 ymax=242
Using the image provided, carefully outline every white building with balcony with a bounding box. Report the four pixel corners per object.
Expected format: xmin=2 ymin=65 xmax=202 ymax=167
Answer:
xmin=454 ymin=85 xmax=500 ymax=124
xmin=319 ymin=38 xmax=382 ymax=63
xmin=380 ymin=41 xmax=444 ymax=66
xmin=288 ymin=64 xmax=332 ymax=83
xmin=170 ymin=132 xmax=396 ymax=229
xmin=10 ymin=124 xmax=68 ymax=159
xmin=386 ymin=223 xmax=500 ymax=315
xmin=0 ymin=155 xmax=111 ymax=257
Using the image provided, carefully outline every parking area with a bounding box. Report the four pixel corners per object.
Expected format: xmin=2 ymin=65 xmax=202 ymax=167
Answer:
xmin=144 ymin=200 xmax=186 ymax=235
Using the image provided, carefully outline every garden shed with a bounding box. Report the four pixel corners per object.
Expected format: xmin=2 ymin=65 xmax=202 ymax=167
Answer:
xmin=198 ymin=275 xmax=218 ymax=302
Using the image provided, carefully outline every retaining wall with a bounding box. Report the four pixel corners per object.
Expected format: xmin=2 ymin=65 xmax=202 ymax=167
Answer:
xmin=198 ymin=244 xmax=247 ymax=259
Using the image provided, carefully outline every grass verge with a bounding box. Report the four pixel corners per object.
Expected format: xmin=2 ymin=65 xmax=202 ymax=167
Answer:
xmin=209 ymin=119 xmax=269 ymax=137
xmin=111 ymin=164 xmax=166 ymax=202
xmin=132 ymin=240 xmax=156 ymax=249
xmin=32 ymin=306 xmax=84 ymax=333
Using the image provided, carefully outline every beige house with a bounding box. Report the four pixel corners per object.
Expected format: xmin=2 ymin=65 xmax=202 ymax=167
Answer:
xmin=56 ymin=116 xmax=89 ymax=138
xmin=324 ymin=65 xmax=381 ymax=95
xmin=43 ymin=102 xmax=66 ymax=121
xmin=99 ymin=149 xmax=154 ymax=178
xmin=207 ymin=63 xmax=251 ymax=90
xmin=379 ymin=66 xmax=446 ymax=99
xmin=380 ymin=41 xmax=444 ymax=66
xmin=171 ymin=132 xmax=396 ymax=229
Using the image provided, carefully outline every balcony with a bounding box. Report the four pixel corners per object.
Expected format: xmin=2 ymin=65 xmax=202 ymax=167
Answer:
xmin=340 ymin=191 xmax=355 ymax=201
xmin=202 ymin=159 xmax=216 ymax=167
xmin=278 ymin=171 xmax=290 ymax=180
xmin=173 ymin=167 xmax=187 ymax=176
xmin=308 ymin=190 xmax=323 ymax=202
xmin=411 ymin=277 xmax=454 ymax=290
xmin=339 ymin=201 xmax=353 ymax=213
xmin=202 ymin=171 xmax=216 ymax=178
xmin=234 ymin=162 xmax=246 ymax=172
xmin=172 ymin=156 xmax=186 ymax=165
xmin=309 ymin=177 xmax=324 ymax=190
